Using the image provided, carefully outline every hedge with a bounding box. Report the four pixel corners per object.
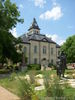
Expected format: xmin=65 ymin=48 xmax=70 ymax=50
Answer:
xmin=27 ymin=64 xmax=41 ymax=70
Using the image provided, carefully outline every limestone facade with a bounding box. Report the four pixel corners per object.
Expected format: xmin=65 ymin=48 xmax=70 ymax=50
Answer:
xmin=18 ymin=18 xmax=60 ymax=65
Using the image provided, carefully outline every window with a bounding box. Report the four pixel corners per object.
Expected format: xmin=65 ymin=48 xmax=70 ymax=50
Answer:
xmin=34 ymin=46 xmax=37 ymax=53
xmin=43 ymin=46 xmax=46 ymax=54
xmin=34 ymin=58 xmax=37 ymax=64
xmin=58 ymin=51 xmax=60 ymax=55
xmin=23 ymin=47 xmax=27 ymax=54
xmin=37 ymin=31 xmax=38 ymax=34
xmin=33 ymin=30 xmax=36 ymax=33
xmin=33 ymin=30 xmax=37 ymax=34
xmin=51 ymin=59 xmax=53 ymax=64
xmin=51 ymin=48 xmax=53 ymax=55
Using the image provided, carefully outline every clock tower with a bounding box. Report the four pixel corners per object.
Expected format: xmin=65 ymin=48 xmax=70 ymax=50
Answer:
xmin=28 ymin=18 xmax=40 ymax=35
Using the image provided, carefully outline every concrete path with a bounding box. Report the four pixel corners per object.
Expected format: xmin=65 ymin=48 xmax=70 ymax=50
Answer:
xmin=0 ymin=86 xmax=20 ymax=100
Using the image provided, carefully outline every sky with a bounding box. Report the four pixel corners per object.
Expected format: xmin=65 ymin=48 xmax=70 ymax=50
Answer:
xmin=11 ymin=0 xmax=75 ymax=45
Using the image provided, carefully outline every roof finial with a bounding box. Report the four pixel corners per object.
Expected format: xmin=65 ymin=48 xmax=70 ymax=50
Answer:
xmin=28 ymin=18 xmax=40 ymax=31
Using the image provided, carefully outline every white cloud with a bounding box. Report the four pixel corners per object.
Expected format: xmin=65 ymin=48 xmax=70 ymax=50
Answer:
xmin=40 ymin=5 xmax=63 ymax=20
xmin=19 ymin=4 xmax=24 ymax=9
xmin=34 ymin=0 xmax=46 ymax=8
xmin=46 ymin=34 xmax=58 ymax=41
xmin=9 ymin=28 xmax=18 ymax=38
xmin=59 ymin=40 xmax=65 ymax=45
xmin=46 ymin=33 xmax=65 ymax=45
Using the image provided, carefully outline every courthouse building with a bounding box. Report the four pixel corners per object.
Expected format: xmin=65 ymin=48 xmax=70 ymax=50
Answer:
xmin=17 ymin=18 xmax=60 ymax=65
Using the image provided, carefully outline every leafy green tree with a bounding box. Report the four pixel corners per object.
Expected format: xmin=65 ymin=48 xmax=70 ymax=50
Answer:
xmin=12 ymin=52 xmax=22 ymax=64
xmin=61 ymin=35 xmax=75 ymax=63
xmin=0 ymin=0 xmax=23 ymax=65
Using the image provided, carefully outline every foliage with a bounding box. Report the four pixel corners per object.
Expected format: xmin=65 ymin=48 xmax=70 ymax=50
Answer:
xmin=9 ymin=72 xmax=16 ymax=81
xmin=0 ymin=0 xmax=23 ymax=65
xmin=64 ymin=80 xmax=71 ymax=89
xmin=0 ymin=70 xmax=75 ymax=99
xmin=48 ymin=63 xmax=53 ymax=68
xmin=48 ymin=63 xmax=56 ymax=70
xmin=6 ymin=65 xmax=13 ymax=72
xmin=28 ymin=70 xmax=36 ymax=85
xmin=12 ymin=53 xmax=22 ymax=64
xmin=61 ymin=35 xmax=75 ymax=63
xmin=18 ymin=78 xmax=37 ymax=100
xmin=44 ymin=75 xmax=64 ymax=98
xmin=27 ymin=64 xmax=41 ymax=70
xmin=0 ymin=68 xmax=10 ymax=74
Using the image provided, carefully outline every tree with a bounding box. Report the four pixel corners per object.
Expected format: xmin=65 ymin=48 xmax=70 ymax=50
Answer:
xmin=61 ymin=35 xmax=75 ymax=63
xmin=0 ymin=0 xmax=24 ymax=65
xmin=12 ymin=52 xmax=22 ymax=64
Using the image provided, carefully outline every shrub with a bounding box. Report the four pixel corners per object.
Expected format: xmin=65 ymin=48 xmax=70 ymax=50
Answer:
xmin=64 ymin=81 xmax=71 ymax=89
xmin=48 ymin=63 xmax=56 ymax=69
xmin=27 ymin=64 xmax=41 ymax=70
xmin=66 ymin=70 xmax=74 ymax=75
xmin=48 ymin=63 xmax=53 ymax=68
xmin=51 ymin=64 xmax=56 ymax=70
xmin=6 ymin=65 xmax=13 ymax=72
xmin=7 ymin=65 xmax=21 ymax=72
xmin=44 ymin=76 xmax=65 ymax=98
xmin=29 ymin=71 xmax=36 ymax=84
xmin=52 ymin=78 xmax=64 ymax=97
xmin=18 ymin=78 xmax=38 ymax=100
xmin=0 ymin=63 xmax=2 ymax=69
xmin=14 ymin=66 xmax=21 ymax=71
xmin=10 ymin=72 xmax=16 ymax=81
xmin=0 ymin=69 xmax=10 ymax=74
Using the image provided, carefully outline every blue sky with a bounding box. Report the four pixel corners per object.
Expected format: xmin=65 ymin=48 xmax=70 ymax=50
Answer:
xmin=11 ymin=0 xmax=75 ymax=45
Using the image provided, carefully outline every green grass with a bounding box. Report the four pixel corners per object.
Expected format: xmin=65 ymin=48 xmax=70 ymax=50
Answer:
xmin=36 ymin=90 xmax=46 ymax=100
xmin=64 ymin=87 xmax=75 ymax=100
xmin=0 ymin=69 xmax=55 ymax=97
xmin=0 ymin=69 xmax=75 ymax=99
xmin=0 ymin=76 xmax=21 ymax=96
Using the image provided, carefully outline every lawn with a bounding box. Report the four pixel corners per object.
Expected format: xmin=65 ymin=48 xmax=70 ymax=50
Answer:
xmin=0 ymin=69 xmax=75 ymax=99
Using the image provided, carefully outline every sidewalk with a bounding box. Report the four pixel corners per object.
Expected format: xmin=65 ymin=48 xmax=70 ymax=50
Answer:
xmin=0 ymin=86 xmax=20 ymax=100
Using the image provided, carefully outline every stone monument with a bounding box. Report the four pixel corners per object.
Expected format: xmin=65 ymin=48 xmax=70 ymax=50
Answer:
xmin=41 ymin=58 xmax=48 ymax=71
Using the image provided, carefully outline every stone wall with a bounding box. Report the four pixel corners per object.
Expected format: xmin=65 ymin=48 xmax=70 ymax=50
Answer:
xmin=17 ymin=41 xmax=60 ymax=65
xmin=29 ymin=40 xmax=57 ymax=65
